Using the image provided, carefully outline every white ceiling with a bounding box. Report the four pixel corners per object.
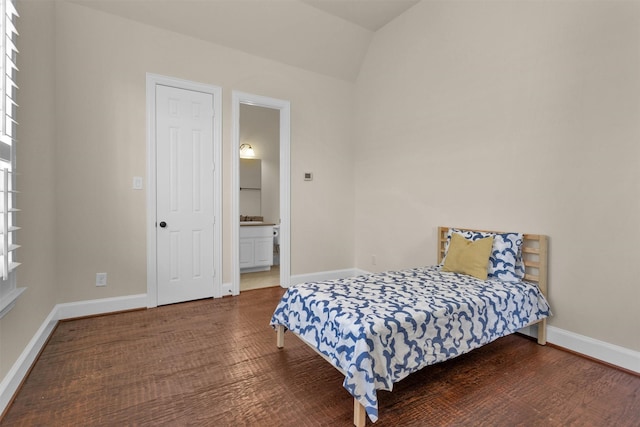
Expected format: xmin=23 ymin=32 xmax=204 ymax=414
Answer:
xmin=70 ymin=0 xmax=420 ymax=82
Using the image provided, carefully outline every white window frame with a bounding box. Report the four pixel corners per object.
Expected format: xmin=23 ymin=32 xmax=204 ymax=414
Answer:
xmin=0 ymin=0 xmax=23 ymax=319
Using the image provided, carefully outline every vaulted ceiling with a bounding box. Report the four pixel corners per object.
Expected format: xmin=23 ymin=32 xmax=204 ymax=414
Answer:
xmin=70 ymin=0 xmax=419 ymax=82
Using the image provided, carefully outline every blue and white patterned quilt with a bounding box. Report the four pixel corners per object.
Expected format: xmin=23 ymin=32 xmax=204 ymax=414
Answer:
xmin=270 ymin=266 xmax=551 ymax=422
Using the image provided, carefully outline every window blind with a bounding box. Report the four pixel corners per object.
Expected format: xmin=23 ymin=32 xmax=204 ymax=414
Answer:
xmin=0 ymin=0 xmax=18 ymax=286
xmin=1 ymin=0 xmax=17 ymax=147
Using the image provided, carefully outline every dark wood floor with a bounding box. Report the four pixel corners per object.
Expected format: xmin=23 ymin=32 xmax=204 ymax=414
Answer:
xmin=2 ymin=286 xmax=639 ymax=426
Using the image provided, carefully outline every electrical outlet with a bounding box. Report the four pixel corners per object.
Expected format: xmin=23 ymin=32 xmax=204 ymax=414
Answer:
xmin=96 ymin=272 xmax=107 ymax=287
xmin=372 ymin=255 xmax=377 ymax=266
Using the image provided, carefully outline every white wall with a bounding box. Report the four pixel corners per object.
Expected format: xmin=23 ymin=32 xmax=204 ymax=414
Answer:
xmin=0 ymin=0 xmax=57 ymax=378
xmin=5 ymin=0 xmax=638 ymax=389
xmin=354 ymin=1 xmax=640 ymax=352
xmin=51 ymin=0 xmax=356 ymax=304
xmin=0 ymin=0 xmax=356 ymax=381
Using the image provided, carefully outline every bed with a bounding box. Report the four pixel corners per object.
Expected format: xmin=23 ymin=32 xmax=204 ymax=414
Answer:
xmin=270 ymin=226 xmax=551 ymax=426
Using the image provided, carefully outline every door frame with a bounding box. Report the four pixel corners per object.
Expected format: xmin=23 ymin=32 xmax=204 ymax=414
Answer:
xmin=146 ymin=73 xmax=223 ymax=307
xmin=232 ymin=91 xmax=291 ymax=294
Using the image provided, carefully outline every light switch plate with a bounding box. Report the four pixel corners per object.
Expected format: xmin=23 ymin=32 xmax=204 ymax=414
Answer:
xmin=133 ymin=176 xmax=143 ymax=190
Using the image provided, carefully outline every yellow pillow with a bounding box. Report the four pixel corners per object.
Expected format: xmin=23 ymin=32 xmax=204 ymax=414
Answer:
xmin=442 ymin=233 xmax=494 ymax=280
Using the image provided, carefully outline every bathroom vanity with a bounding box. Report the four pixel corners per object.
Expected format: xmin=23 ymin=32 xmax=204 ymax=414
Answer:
xmin=239 ymin=222 xmax=274 ymax=272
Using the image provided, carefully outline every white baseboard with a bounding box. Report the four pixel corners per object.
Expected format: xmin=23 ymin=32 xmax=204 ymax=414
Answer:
xmin=547 ymin=326 xmax=640 ymax=374
xmin=518 ymin=324 xmax=639 ymax=373
xmin=290 ymin=268 xmax=368 ymax=285
xmin=0 ymin=306 xmax=57 ymax=414
xmin=353 ymin=268 xmax=372 ymax=277
xmin=517 ymin=324 xmax=534 ymax=338
xmin=55 ymin=294 xmax=147 ymax=321
xmin=0 ymin=294 xmax=147 ymax=415
xmin=3 ymin=290 xmax=638 ymax=417
xmin=221 ymin=281 xmax=233 ymax=297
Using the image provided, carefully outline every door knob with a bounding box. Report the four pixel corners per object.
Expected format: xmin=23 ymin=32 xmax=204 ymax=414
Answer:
xmin=159 ymin=221 xmax=167 ymax=228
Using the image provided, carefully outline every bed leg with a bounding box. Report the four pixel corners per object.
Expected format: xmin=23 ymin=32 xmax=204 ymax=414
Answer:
xmin=537 ymin=318 xmax=547 ymax=345
xmin=276 ymin=324 xmax=285 ymax=348
xmin=354 ymin=398 xmax=366 ymax=427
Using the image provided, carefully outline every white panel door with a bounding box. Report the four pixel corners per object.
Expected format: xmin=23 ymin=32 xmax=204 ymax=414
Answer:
xmin=156 ymin=84 xmax=215 ymax=305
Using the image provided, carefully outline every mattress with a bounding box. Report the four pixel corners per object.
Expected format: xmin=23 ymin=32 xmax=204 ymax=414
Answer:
xmin=270 ymin=266 xmax=551 ymax=422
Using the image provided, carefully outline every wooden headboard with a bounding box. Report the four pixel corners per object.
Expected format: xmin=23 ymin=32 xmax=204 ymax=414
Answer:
xmin=437 ymin=226 xmax=549 ymax=344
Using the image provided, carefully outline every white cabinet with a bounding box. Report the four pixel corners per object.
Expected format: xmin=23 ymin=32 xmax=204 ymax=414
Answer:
xmin=240 ymin=225 xmax=273 ymax=272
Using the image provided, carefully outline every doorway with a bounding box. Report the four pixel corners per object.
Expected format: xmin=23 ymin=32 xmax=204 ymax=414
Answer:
xmin=146 ymin=74 xmax=223 ymax=307
xmin=232 ymin=91 xmax=290 ymax=295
